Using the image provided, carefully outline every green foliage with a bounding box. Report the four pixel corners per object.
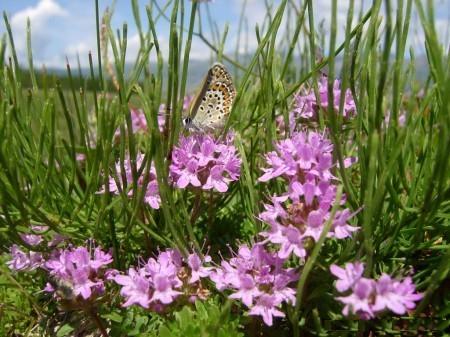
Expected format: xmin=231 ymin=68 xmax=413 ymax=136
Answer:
xmin=158 ymin=300 xmax=243 ymax=337
xmin=0 ymin=272 xmax=36 ymax=336
xmin=104 ymin=307 xmax=163 ymax=337
xmin=0 ymin=0 xmax=449 ymax=336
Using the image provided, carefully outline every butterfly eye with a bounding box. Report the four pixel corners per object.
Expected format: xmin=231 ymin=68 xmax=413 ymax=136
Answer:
xmin=183 ymin=117 xmax=192 ymax=126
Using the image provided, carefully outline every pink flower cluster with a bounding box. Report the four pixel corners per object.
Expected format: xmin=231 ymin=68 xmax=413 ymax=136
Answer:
xmin=258 ymin=131 xmax=358 ymax=260
xmin=115 ymin=96 xmax=193 ymax=137
xmin=170 ymin=133 xmax=241 ymax=192
xmin=7 ymin=238 xmax=112 ymax=302
xmin=19 ymin=225 xmax=47 ymax=246
xmin=7 ymin=226 xmax=65 ymax=271
xmin=111 ymin=249 xmax=211 ymax=311
xmin=99 ymin=153 xmax=161 ymax=209
xmin=384 ymin=110 xmax=407 ymax=128
xmin=291 ymin=75 xmax=356 ymax=127
xmin=114 ymin=107 xmax=165 ymax=138
xmin=330 ymin=262 xmax=422 ymax=319
xmin=209 ymin=244 xmax=297 ymax=326
xmin=45 ymin=246 xmax=113 ymax=300
xmin=7 ymin=244 xmax=44 ymax=271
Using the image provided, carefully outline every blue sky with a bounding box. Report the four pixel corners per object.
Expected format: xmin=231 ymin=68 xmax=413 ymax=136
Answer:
xmin=1 ymin=0 xmax=450 ymax=69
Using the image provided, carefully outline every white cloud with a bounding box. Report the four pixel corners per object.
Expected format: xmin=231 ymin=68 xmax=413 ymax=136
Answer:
xmin=10 ymin=0 xmax=68 ymax=54
xmin=63 ymin=41 xmax=92 ymax=68
xmin=5 ymin=0 xmax=449 ymax=70
xmin=10 ymin=0 xmax=69 ymax=66
xmin=65 ymin=42 xmax=90 ymax=56
xmin=189 ymin=37 xmax=213 ymax=60
xmin=11 ymin=0 xmax=67 ymax=29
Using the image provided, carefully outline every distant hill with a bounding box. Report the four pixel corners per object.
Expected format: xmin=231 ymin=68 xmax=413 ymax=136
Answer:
xmin=17 ymin=53 xmax=430 ymax=92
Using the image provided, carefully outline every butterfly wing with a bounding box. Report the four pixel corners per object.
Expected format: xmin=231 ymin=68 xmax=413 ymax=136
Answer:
xmin=189 ymin=63 xmax=236 ymax=132
xmin=187 ymin=66 xmax=212 ymax=119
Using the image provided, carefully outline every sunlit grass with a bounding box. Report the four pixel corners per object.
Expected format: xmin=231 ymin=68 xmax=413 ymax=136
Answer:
xmin=1 ymin=0 xmax=449 ymax=336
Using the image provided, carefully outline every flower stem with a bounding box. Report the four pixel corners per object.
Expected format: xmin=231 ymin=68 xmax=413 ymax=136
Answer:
xmin=207 ymin=190 xmax=214 ymax=232
xmin=190 ymin=189 xmax=203 ymax=225
xmin=291 ymin=186 xmax=343 ymax=337
xmin=186 ymin=189 xmax=202 ymax=252
xmin=89 ymin=309 xmax=109 ymax=337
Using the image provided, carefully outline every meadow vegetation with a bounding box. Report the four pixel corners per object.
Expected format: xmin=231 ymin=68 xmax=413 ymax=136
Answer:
xmin=0 ymin=0 xmax=449 ymax=336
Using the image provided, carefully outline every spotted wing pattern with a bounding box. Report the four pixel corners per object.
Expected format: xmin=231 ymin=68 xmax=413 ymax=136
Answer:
xmin=188 ymin=63 xmax=236 ymax=132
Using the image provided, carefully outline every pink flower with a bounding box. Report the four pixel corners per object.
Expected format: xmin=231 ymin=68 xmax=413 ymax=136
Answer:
xmin=19 ymin=225 xmax=48 ymax=246
xmin=258 ymin=131 xmax=358 ymax=259
xmin=98 ymin=153 xmax=161 ymax=209
xmin=330 ymin=262 xmax=364 ymax=292
xmin=331 ymin=262 xmax=422 ymax=319
xmin=384 ymin=110 xmax=407 ymax=128
xmin=114 ymin=268 xmax=151 ymax=308
xmin=258 ymin=131 xmax=334 ymax=184
xmin=337 ymin=277 xmax=376 ymax=319
xmin=115 ymin=98 xmax=192 ymax=137
xmin=151 ymin=274 xmax=182 ymax=304
xmin=229 ymin=274 xmax=262 ymax=307
xmin=170 ymin=133 xmax=241 ymax=192
xmin=248 ymin=294 xmax=285 ymax=326
xmin=113 ymin=249 xmax=212 ymax=310
xmin=20 ymin=233 xmax=43 ymax=246
xmin=372 ymin=274 xmax=423 ymax=315
xmin=6 ymin=245 xmax=43 ymax=271
xmin=176 ymin=159 xmax=202 ymax=188
xmin=114 ymin=108 xmax=148 ymax=138
xmin=277 ymin=226 xmax=306 ymax=259
xmin=187 ymin=253 xmax=212 ymax=284
xmin=203 ymin=165 xmax=231 ymax=192
xmin=45 ymin=245 xmax=113 ymax=301
xmin=209 ymin=244 xmax=297 ymax=326
xmin=291 ymin=75 xmax=356 ymax=129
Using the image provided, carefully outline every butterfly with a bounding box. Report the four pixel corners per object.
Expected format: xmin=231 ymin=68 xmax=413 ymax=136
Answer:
xmin=183 ymin=62 xmax=236 ymax=133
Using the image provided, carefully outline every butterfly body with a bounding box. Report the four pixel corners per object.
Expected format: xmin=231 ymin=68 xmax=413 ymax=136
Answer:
xmin=183 ymin=63 xmax=236 ymax=133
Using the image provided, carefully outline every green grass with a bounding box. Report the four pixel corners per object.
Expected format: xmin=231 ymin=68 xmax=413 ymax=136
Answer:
xmin=1 ymin=0 xmax=450 ymax=336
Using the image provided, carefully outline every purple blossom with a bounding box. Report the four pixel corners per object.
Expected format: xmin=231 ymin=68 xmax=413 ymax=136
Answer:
xmin=330 ymin=262 xmax=364 ymax=292
xmin=259 ymin=188 xmax=357 ymax=259
xmin=20 ymin=234 xmax=43 ymax=246
xmin=19 ymin=225 xmax=48 ymax=246
xmin=248 ymin=294 xmax=285 ymax=326
xmin=170 ymin=133 xmax=241 ymax=192
xmin=228 ymin=274 xmax=262 ymax=307
xmin=258 ymin=131 xmax=358 ymax=259
xmin=6 ymin=244 xmax=43 ymax=271
xmin=337 ymin=277 xmax=376 ymax=319
xmin=331 ymin=262 xmax=422 ymax=319
xmin=114 ymin=108 xmax=148 ymax=137
xmin=337 ymin=156 xmax=358 ymax=169
xmin=258 ymin=131 xmax=335 ymax=184
xmin=44 ymin=246 xmax=112 ymax=300
xmin=151 ymin=274 xmax=183 ymax=304
xmin=209 ymin=244 xmax=297 ymax=326
xmin=203 ymin=165 xmax=231 ymax=192
xmin=113 ymin=249 xmax=212 ymax=310
xmin=48 ymin=233 xmax=66 ymax=247
xmin=115 ymin=268 xmax=151 ymax=308
xmin=291 ymin=75 xmax=356 ymax=129
xmin=187 ymin=253 xmax=212 ymax=284
xmin=384 ymin=110 xmax=407 ymax=128
xmin=372 ymin=274 xmax=423 ymax=315
xmin=115 ymin=98 xmax=192 ymax=137
xmin=98 ymin=153 xmax=161 ymax=209
xmin=183 ymin=95 xmax=193 ymax=110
